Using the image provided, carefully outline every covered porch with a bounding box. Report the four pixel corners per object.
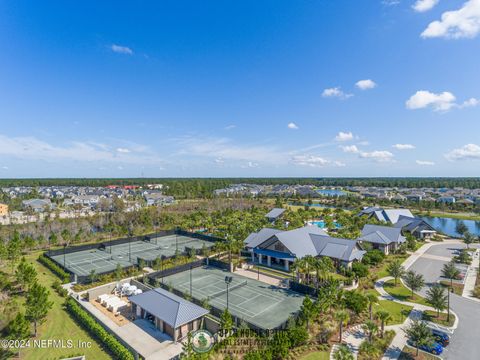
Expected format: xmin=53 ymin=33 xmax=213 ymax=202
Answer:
xmin=251 ymin=248 xmax=295 ymax=271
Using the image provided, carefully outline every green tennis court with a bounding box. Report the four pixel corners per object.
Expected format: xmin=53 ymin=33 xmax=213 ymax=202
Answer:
xmin=160 ymin=266 xmax=305 ymax=329
xmin=49 ymin=234 xmax=216 ymax=277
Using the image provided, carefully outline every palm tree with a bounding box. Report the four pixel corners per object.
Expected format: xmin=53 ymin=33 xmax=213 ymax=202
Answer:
xmin=402 ymin=270 xmax=425 ymax=298
xmin=366 ymin=293 xmax=378 ymax=320
xmin=333 ymin=344 xmax=354 ymax=360
xmin=375 ymin=310 xmax=391 ymax=338
xmin=334 ymin=310 xmax=350 ymax=343
xmin=405 ymin=320 xmax=435 ymax=357
xmin=363 ymin=320 xmax=378 ymax=343
xmin=386 ymin=259 xmax=405 ymax=286
xmin=442 ymin=261 xmax=460 ymax=289
xmin=426 ymin=285 xmax=447 ymax=318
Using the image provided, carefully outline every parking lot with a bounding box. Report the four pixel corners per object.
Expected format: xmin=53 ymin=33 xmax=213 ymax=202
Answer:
xmin=408 ymin=242 xmax=480 ymax=360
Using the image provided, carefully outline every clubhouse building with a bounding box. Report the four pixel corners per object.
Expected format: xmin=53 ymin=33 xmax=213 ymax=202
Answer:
xmin=245 ymin=225 xmax=365 ymax=270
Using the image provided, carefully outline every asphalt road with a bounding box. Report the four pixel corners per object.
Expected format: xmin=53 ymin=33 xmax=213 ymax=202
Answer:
xmin=408 ymin=243 xmax=480 ymax=360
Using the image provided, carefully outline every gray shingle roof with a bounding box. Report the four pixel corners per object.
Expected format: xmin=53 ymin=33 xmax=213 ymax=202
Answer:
xmin=359 ymin=224 xmax=406 ymax=244
xmin=382 ymin=209 xmax=414 ymax=224
xmin=129 ymin=287 xmax=208 ymax=328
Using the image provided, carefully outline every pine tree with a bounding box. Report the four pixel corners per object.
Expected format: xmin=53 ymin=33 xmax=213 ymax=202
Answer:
xmin=25 ymin=282 xmax=53 ymax=337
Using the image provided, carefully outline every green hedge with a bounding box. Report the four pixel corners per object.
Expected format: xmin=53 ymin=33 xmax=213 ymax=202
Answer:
xmin=38 ymin=254 xmax=71 ymax=283
xmin=65 ymin=298 xmax=134 ymax=360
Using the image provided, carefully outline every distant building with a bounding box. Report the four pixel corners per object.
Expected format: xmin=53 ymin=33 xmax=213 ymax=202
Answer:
xmin=394 ymin=215 xmax=437 ymax=240
xmin=437 ymin=196 xmax=456 ymax=204
xmin=22 ymin=199 xmax=54 ymax=213
xmin=0 ymin=203 xmax=8 ymax=216
xmin=265 ymin=208 xmax=286 ymax=223
xmin=144 ymin=193 xmax=175 ymax=206
xmin=357 ymin=206 xmax=414 ymax=224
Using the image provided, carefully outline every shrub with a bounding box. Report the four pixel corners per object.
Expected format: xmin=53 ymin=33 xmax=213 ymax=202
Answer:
xmin=38 ymin=254 xmax=70 ymax=283
xmin=352 ymin=262 xmax=369 ymax=278
xmin=65 ymin=298 xmax=134 ymax=360
xmin=362 ymin=250 xmax=385 ymax=266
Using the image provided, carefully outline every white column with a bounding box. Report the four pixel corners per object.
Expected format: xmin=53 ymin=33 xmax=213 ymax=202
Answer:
xmin=267 ymin=256 xmax=271 ymax=267
xmin=284 ymin=260 xmax=289 ymax=271
xmin=258 ymin=254 xmax=262 ymax=264
xmin=251 ymin=252 xmax=254 ymax=262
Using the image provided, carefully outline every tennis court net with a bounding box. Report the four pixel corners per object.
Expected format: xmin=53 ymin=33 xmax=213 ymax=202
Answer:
xmin=209 ymin=280 xmax=248 ymax=299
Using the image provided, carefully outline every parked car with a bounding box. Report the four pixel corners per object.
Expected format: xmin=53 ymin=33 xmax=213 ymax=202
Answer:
xmin=431 ymin=329 xmax=450 ymax=347
xmin=407 ymin=340 xmax=443 ymax=355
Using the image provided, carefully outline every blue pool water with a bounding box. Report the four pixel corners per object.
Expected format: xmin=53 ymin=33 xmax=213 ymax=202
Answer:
xmin=311 ymin=220 xmax=341 ymax=229
xmin=317 ymin=189 xmax=347 ymax=197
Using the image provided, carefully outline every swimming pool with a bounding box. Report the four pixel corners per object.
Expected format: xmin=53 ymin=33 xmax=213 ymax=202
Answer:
xmin=311 ymin=220 xmax=341 ymax=229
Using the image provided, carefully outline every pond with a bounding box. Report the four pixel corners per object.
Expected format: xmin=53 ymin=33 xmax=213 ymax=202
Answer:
xmin=316 ymin=189 xmax=347 ymax=197
xmin=419 ymin=216 xmax=480 ymax=237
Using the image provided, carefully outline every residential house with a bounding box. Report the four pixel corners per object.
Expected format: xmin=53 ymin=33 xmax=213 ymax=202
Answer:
xmin=437 ymin=196 xmax=456 ymax=204
xmin=245 ymin=225 xmax=365 ymax=270
xmin=144 ymin=193 xmax=175 ymax=206
xmin=358 ymin=224 xmax=406 ymax=255
xmin=22 ymin=199 xmax=54 ymax=213
xmin=129 ymin=287 xmax=208 ymax=343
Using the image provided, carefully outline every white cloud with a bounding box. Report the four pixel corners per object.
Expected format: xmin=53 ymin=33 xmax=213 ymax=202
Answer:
xmin=116 ymin=148 xmax=131 ymax=153
xmin=416 ymin=160 xmax=435 ymax=165
xmin=359 ymin=150 xmax=395 ymax=162
xmin=291 ymin=155 xmax=346 ymax=168
xmin=224 ymin=124 xmax=236 ymax=130
xmin=178 ymin=136 xmax=284 ymax=165
xmin=287 ymin=122 xmax=299 ymax=130
xmin=111 ymin=44 xmax=133 ymax=55
xmin=445 ymin=143 xmax=480 ymax=160
xmin=421 ymin=0 xmax=480 ymax=39
xmin=1 ymin=166 xmax=8 ymax=170
xmin=117 ymin=166 xmax=124 ymax=170
xmin=214 ymin=157 xmax=225 ymax=164
xmin=335 ymin=131 xmax=354 ymax=142
xmin=413 ymin=0 xmax=439 ymax=12
xmin=246 ymin=161 xmax=258 ymax=168
xmin=0 ymin=134 xmax=161 ymax=165
xmin=358 ymin=140 xmax=370 ymax=146
xmin=341 ymin=145 xmax=360 ymax=153
xmin=392 ymin=144 xmax=416 ymax=150
xmin=382 ymin=0 xmax=400 ymax=5
xmin=322 ymin=87 xmax=353 ymax=99
xmin=405 ymin=90 xmax=478 ymax=112
xmin=355 ymin=79 xmax=377 ymax=90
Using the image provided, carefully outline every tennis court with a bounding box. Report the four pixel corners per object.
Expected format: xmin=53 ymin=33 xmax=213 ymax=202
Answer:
xmin=161 ymin=266 xmax=305 ymax=329
xmin=49 ymin=234 xmax=216 ymax=278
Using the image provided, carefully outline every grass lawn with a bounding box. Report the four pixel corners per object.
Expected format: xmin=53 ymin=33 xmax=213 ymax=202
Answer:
xmin=299 ymin=351 xmax=330 ymax=360
xmin=374 ymin=300 xmax=413 ymax=325
xmin=422 ymin=310 xmax=455 ymax=327
xmin=439 ymin=280 xmax=464 ymax=296
xmin=383 ymin=279 xmax=430 ymax=306
xmin=19 ymin=252 xmax=111 ymax=360
xmin=373 ymin=255 xmax=409 ymax=279
xmin=413 ymin=210 xmax=480 ymax=221
xmin=399 ymin=345 xmax=441 ymax=359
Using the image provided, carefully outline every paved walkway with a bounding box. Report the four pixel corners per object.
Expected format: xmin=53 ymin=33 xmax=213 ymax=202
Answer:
xmin=462 ymin=248 xmax=480 ymax=302
xmin=233 ymin=267 xmax=283 ymax=286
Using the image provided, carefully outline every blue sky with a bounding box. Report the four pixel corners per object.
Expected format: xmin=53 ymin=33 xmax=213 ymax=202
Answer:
xmin=1 ymin=0 xmax=479 ymax=178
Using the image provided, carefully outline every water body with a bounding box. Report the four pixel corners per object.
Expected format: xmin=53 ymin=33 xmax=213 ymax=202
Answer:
xmin=419 ymin=216 xmax=480 ymax=237
xmin=310 ymin=220 xmax=341 ymax=229
xmin=316 ymin=189 xmax=347 ymax=197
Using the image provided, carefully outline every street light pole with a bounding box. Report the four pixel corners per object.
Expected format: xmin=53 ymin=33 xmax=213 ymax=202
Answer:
xmin=447 ymin=284 xmax=451 ymax=322
xmin=190 ymin=265 xmax=193 ymax=297
xmin=225 ymin=276 xmax=232 ymax=310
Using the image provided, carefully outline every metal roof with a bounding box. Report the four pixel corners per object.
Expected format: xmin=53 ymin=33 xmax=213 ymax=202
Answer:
xmin=274 ymin=226 xmax=328 ymax=258
xmin=265 ymin=208 xmax=286 ymax=219
xmin=360 ymin=224 xmax=406 ymax=244
xmin=382 ymin=209 xmax=414 ymax=224
xmin=129 ymin=287 xmax=208 ymax=328
xmin=245 ymin=228 xmax=283 ymax=249
xmin=311 ymin=234 xmax=365 ymax=262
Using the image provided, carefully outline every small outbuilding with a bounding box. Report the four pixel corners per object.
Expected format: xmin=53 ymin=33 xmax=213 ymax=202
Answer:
xmin=129 ymin=287 xmax=208 ymax=342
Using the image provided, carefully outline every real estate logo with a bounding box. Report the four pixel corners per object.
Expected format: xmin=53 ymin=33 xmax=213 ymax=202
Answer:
xmin=191 ymin=330 xmax=214 ymax=353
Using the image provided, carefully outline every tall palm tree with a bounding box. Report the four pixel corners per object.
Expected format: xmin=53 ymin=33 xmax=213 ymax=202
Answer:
xmin=375 ymin=310 xmax=391 ymax=338
xmin=366 ymin=293 xmax=378 ymax=321
xmin=334 ymin=310 xmax=350 ymax=343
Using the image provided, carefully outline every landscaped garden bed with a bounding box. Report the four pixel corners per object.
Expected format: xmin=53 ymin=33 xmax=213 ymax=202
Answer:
xmin=422 ymin=310 xmax=455 ymax=327
xmin=383 ymin=279 xmax=429 ymax=306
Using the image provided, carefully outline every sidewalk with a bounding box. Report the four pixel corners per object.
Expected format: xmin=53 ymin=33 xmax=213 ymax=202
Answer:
xmin=462 ymin=248 xmax=480 ymax=302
